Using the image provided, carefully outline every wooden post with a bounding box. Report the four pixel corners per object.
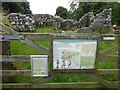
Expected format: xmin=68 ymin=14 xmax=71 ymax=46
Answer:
xmin=0 ymin=41 xmax=12 ymax=83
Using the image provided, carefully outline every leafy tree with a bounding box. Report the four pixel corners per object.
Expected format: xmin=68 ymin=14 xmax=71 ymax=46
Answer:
xmin=69 ymin=1 xmax=120 ymax=25
xmin=55 ymin=6 xmax=70 ymax=19
xmin=110 ymin=3 xmax=120 ymax=25
xmin=2 ymin=2 xmax=32 ymax=14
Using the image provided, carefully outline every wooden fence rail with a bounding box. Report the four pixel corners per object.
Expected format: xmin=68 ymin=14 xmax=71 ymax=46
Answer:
xmin=1 ymin=55 xmax=118 ymax=62
xmin=1 ymin=81 xmax=119 ymax=88
xmin=1 ymin=69 xmax=119 ymax=76
xmin=99 ymin=45 xmax=118 ymax=56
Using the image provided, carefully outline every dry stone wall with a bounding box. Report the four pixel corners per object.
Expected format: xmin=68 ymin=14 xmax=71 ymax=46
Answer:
xmin=7 ymin=8 xmax=112 ymax=32
xmin=8 ymin=13 xmax=35 ymax=32
xmin=34 ymin=14 xmax=55 ymax=27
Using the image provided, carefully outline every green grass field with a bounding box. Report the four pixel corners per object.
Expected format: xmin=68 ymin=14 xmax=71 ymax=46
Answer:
xmin=10 ymin=27 xmax=118 ymax=83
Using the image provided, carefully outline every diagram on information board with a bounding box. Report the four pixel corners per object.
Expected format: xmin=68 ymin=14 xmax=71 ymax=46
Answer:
xmin=53 ymin=39 xmax=97 ymax=69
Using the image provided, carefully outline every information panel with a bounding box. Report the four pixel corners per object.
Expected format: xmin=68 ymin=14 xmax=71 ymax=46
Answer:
xmin=31 ymin=55 xmax=48 ymax=77
xmin=53 ymin=39 xmax=97 ymax=70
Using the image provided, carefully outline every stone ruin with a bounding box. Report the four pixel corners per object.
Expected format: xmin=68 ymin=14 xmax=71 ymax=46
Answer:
xmin=53 ymin=18 xmax=77 ymax=30
xmin=77 ymin=8 xmax=112 ymax=33
xmin=7 ymin=8 xmax=112 ymax=33
xmin=8 ymin=13 xmax=35 ymax=32
xmin=52 ymin=17 xmax=63 ymax=30
xmin=8 ymin=13 xmax=56 ymax=32
xmin=90 ymin=8 xmax=111 ymax=29
xmin=34 ymin=14 xmax=55 ymax=27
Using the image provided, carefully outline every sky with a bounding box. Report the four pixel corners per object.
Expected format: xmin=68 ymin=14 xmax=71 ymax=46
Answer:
xmin=27 ymin=0 xmax=71 ymax=15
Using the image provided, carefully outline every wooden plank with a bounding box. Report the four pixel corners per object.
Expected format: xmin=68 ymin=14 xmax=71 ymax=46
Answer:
xmin=87 ymin=74 xmax=117 ymax=88
xmin=96 ymin=69 xmax=119 ymax=75
xmin=3 ymin=54 xmax=117 ymax=62
xmin=2 ymin=55 xmax=29 ymax=62
xmin=20 ymin=38 xmax=49 ymax=54
xmin=21 ymin=33 xmax=53 ymax=41
xmin=1 ymin=83 xmax=31 ymax=88
xmin=1 ymin=70 xmax=31 ymax=76
xmin=32 ymin=82 xmax=103 ymax=88
xmin=1 ymin=82 xmax=102 ymax=88
xmin=97 ymin=56 xmax=118 ymax=62
xmin=1 ymin=82 xmax=119 ymax=88
xmin=100 ymin=34 xmax=119 ymax=37
xmin=1 ymin=69 xmax=119 ymax=76
xmin=99 ymin=45 xmax=118 ymax=56
xmin=0 ymin=22 xmax=19 ymax=35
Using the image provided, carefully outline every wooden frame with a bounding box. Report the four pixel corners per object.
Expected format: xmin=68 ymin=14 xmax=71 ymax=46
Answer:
xmin=30 ymin=55 xmax=48 ymax=77
xmin=50 ymin=34 xmax=100 ymax=73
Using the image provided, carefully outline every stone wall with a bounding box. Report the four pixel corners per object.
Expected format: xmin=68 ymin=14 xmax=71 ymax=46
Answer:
xmin=8 ymin=13 xmax=35 ymax=32
xmin=90 ymin=8 xmax=112 ymax=29
xmin=34 ymin=14 xmax=55 ymax=27
xmin=52 ymin=17 xmax=77 ymax=31
xmin=77 ymin=8 xmax=112 ymax=33
xmin=7 ymin=8 xmax=112 ymax=32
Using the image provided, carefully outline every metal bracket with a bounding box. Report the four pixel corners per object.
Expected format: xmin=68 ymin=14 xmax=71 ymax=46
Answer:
xmin=0 ymin=35 xmax=25 ymax=41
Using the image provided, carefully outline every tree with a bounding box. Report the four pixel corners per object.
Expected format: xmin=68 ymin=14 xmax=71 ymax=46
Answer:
xmin=69 ymin=1 xmax=120 ymax=25
xmin=71 ymin=3 xmax=92 ymax=21
xmin=55 ymin=6 xmax=70 ymax=19
xmin=2 ymin=2 xmax=32 ymax=14
xmin=110 ymin=3 xmax=120 ymax=25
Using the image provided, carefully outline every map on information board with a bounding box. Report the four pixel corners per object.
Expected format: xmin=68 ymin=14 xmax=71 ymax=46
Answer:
xmin=31 ymin=55 xmax=48 ymax=77
xmin=53 ymin=39 xmax=97 ymax=69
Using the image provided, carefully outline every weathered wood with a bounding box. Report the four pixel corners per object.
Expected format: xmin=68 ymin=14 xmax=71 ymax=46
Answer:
xmin=1 ymin=70 xmax=31 ymax=76
xmin=1 ymin=55 xmax=118 ymax=62
xmin=32 ymin=82 xmax=103 ymax=88
xmin=20 ymin=38 xmax=49 ymax=54
xmin=21 ymin=33 xmax=53 ymax=41
xmin=1 ymin=82 xmax=102 ymax=88
xmin=0 ymin=22 xmax=19 ymax=35
xmin=100 ymin=34 xmax=119 ymax=37
xmin=99 ymin=45 xmax=118 ymax=56
xmin=1 ymin=69 xmax=119 ymax=76
xmin=88 ymin=74 xmax=117 ymax=88
xmin=1 ymin=81 xmax=119 ymax=88
xmin=2 ymin=55 xmax=29 ymax=62
xmin=97 ymin=56 xmax=118 ymax=62
xmin=1 ymin=83 xmax=31 ymax=88
xmin=95 ymin=69 xmax=119 ymax=75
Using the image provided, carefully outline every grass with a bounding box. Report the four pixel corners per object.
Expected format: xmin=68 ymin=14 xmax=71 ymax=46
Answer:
xmin=34 ymin=27 xmax=77 ymax=34
xmin=10 ymin=40 xmax=47 ymax=55
xmin=35 ymin=27 xmax=57 ymax=33
xmin=12 ymin=62 xmax=31 ymax=70
xmin=100 ymin=40 xmax=118 ymax=52
xmin=97 ymin=60 xmax=117 ymax=69
xmin=47 ymin=75 xmax=94 ymax=83
xmin=35 ymin=40 xmax=50 ymax=49
xmin=11 ymin=76 xmax=34 ymax=83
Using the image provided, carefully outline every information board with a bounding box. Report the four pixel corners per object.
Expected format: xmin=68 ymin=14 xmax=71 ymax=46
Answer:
xmin=53 ymin=39 xmax=97 ymax=70
xmin=31 ymin=55 xmax=48 ymax=77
